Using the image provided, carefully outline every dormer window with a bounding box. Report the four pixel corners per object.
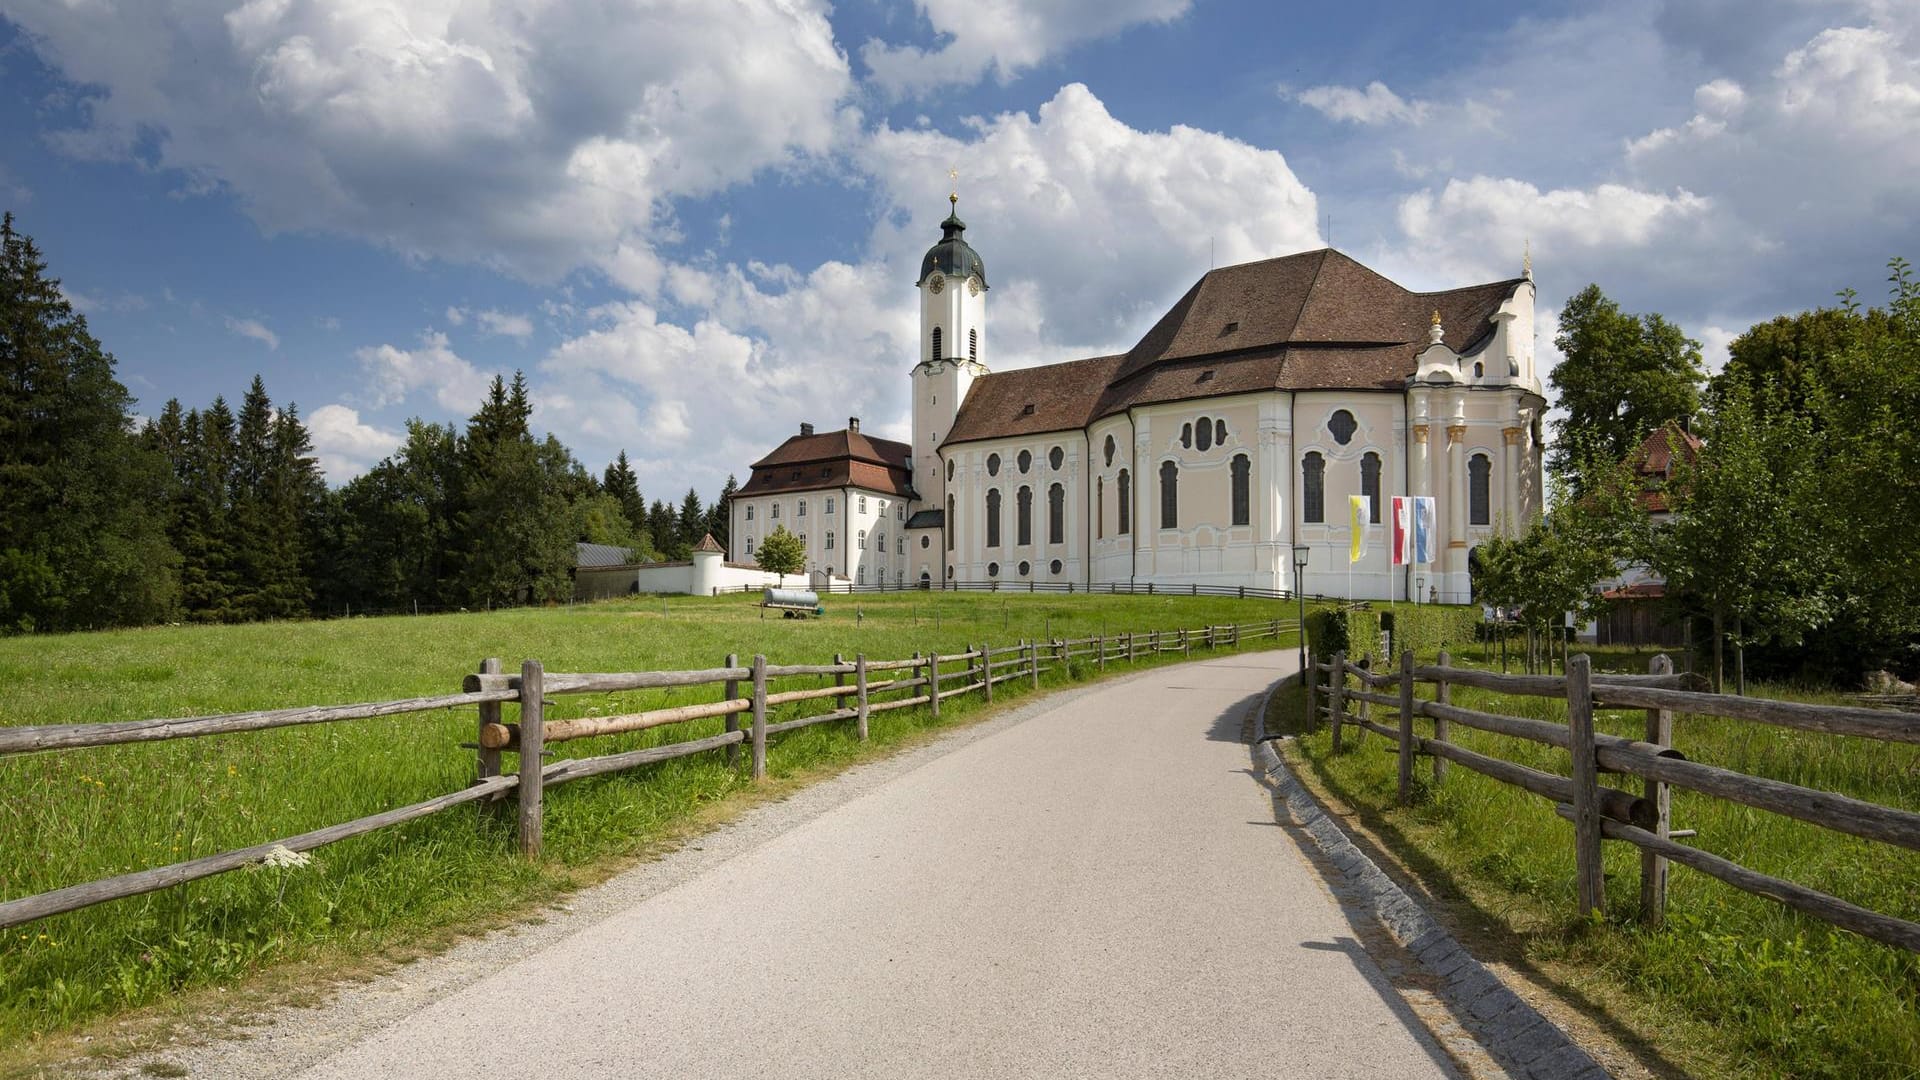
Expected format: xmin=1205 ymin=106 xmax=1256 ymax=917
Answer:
xmin=1021 ymin=403 xmax=1035 ymax=416
xmin=1222 ymin=321 xmax=1239 ymax=335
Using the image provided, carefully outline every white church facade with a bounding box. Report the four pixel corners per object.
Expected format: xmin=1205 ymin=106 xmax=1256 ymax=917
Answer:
xmin=731 ymin=203 xmax=1546 ymax=602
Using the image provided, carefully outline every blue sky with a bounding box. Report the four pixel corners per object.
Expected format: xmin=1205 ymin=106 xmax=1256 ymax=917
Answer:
xmin=2 ymin=0 xmax=1915 ymax=497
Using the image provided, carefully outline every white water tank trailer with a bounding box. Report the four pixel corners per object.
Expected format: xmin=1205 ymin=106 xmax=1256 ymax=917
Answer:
xmin=761 ymin=588 xmax=823 ymax=619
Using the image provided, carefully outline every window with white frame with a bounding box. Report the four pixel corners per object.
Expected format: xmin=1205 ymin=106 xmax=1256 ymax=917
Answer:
xmin=859 ymin=494 xmax=868 ymax=513
xmin=798 ymin=499 xmax=807 ymax=517
xmin=771 ymin=503 xmax=780 ymax=520
xmin=746 ymin=505 xmax=754 ymax=521
xmin=858 ymin=530 xmax=867 ymax=550
xmin=826 ymin=531 xmax=836 ymax=549
xmin=826 ymin=497 xmax=835 ymax=514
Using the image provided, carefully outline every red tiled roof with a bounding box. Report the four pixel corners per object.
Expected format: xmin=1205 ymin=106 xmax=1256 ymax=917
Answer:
xmin=1602 ymin=583 xmax=1666 ymax=600
xmin=1631 ymin=425 xmax=1702 ymax=477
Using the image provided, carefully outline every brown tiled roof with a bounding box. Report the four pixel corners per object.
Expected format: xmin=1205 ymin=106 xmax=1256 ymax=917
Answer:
xmin=740 ymin=426 xmax=916 ymax=499
xmin=940 ymin=249 xmax=1527 ymax=445
xmin=945 ymin=355 xmax=1125 ymax=445
xmin=693 ymin=533 xmax=725 ymax=554
xmin=1602 ymin=583 xmax=1666 ymax=601
xmin=1631 ymin=426 xmax=1702 ymax=476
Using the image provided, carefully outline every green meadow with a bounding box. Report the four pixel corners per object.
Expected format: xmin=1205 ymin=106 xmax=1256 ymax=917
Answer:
xmin=1275 ymin=634 xmax=1920 ymax=1080
xmin=0 ymin=590 xmax=1299 ymax=1048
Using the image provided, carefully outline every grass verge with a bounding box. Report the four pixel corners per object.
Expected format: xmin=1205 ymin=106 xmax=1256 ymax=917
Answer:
xmin=0 ymin=590 xmax=1302 ymax=1057
xmin=1269 ymin=645 xmax=1920 ymax=1080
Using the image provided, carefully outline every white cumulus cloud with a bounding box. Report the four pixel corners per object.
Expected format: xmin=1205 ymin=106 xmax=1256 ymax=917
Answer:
xmin=862 ymin=0 xmax=1189 ymax=97
xmin=475 ymin=309 xmax=534 ymax=340
xmin=1294 ymin=81 xmax=1432 ymax=126
xmin=355 ymin=330 xmax=495 ymax=412
xmin=307 ymin=403 xmax=403 ymax=482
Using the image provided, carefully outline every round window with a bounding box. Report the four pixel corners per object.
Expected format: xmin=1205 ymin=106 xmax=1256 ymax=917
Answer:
xmin=1049 ymin=559 xmax=1063 ymax=575
xmin=946 ymin=459 xmax=955 ymax=481
xmin=920 ymin=535 xmax=930 ymax=549
xmin=1017 ymin=449 xmax=1032 ymax=473
xmin=987 ymin=562 xmax=1000 ymax=577
xmin=1329 ymin=410 xmax=1358 ymax=445
xmin=987 ymin=453 xmax=1001 ymax=476
xmin=1048 ymin=446 xmax=1064 ymax=470
xmin=1018 ymin=561 xmax=1031 ymax=577
xmin=1103 ymin=434 xmax=1116 ymax=467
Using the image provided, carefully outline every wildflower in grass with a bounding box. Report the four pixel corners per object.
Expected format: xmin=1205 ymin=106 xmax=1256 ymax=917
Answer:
xmin=254 ymin=844 xmax=314 ymax=906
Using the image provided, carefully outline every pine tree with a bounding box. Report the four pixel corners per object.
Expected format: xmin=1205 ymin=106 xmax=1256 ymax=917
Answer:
xmin=451 ymin=373 xmax=575 ymax=606
xmin=707 ymin=474 xmax=737 ymax=549
xmin=646 ymin=499 xmax=676 ymax=559
xmin=675 ymin=488 xmax=705 ymax=557
xmin=0 ymin=213 xmax=178 ymax=630
xmin=602 ymin=450 xmax=648 ymax=550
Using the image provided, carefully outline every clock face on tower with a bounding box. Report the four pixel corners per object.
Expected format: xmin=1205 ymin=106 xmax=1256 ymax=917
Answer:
xmin=927 ymin=273 xmax=945 ymax=294
xmin=967 ymin=275 xmax=983 ymax=296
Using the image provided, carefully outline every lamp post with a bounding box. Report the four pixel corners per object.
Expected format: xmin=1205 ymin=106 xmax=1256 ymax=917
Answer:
xmin=1292 ymin=543 xmax=1311 ymax=675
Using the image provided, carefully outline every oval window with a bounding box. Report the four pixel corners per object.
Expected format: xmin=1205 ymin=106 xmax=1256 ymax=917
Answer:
xmin=987 ymin=562 xmax=1000 ymax=577
xmin=1018 ymin=561 xmax=1031 ymax=577
xmin=986 ymin=453 xmax=1001 ymax=476
xmin=1196 ymin=417 xmax=1213 ymax=451
xmin=920 ymin=535 xmax=930 ymax=549
xmin=1049 ymin=559 xmax=1063 ymax=575
xmin=1216 ymin=418 xmax=1227 ymax=444
xmin=1329 ymin=410 xmax=1358 ymax=445
xmin=1049 ymin=446 xmax=1064 ymax=470
xmin=1181 ymin=423 xmax=1193 ymax=449
xmin=946 ymin=459 xmax=955 ymax=481
xmin=1103 ymin=434 xmax=1116 ymax=467
xmin=1017 ymin=449 xmax=1032 ymax=473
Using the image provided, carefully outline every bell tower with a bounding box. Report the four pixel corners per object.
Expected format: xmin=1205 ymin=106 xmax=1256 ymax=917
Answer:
xmin=910 ymin=193 xmax=989 ymax=508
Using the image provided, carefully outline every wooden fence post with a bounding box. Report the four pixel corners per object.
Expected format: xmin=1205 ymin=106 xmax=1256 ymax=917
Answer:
xmin=855 ymin=654 xmax=870 ymax=741
xmin=475 ymin=658 xmax=503 ymax=828
xmin=1397 ymin=649 xmax=1416 ymax=805
xmin=1330 ymin=649 xmax=1346 ymax=751
xmin=1641 ymin=653 xmax=1674 ymax=927
xmin=750 ymin=654 xmax=768 ymax=782
xmin=1029 ymin=640 xmax=1041 ymax=689
xmin=517 ymin=660 xmax=545 ymax=859
xmin=981 ymin=643 xmax=994 ymax=703
xmin=724 ymin=652 xmax=741 ymax=769
xmin=1305 ymin=652 xmax=1318 ymax=732
xmin=1127 ymin=632 xmax=1136 ymax=663
xmin=1096 ymin=635 xmax=1105 ymax=672
xmin=1567 ymin=653 xmax=1603 ymax=917
xmin=929 ymin=650 xmax=942 ymax=718
xmin=1432 ymin=649 xmax=1451 ymax=784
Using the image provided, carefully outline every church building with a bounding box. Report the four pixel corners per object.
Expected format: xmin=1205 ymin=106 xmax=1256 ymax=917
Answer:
xmin=731 ymin=201 xmax=1546 ymax=602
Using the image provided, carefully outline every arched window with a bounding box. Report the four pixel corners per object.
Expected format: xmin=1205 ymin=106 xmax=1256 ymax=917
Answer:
xmin=797 ymin=498 xmax=806 ymax=517
xmin=1216 ymin=418 xmax=1227 ymax=445
xmin=1231 ymin=454 xmax=1251 ymax=526
xmin=946 ymin=496 xmax=955 ymax=551
xmin=1017 ymin=486 xmax=1033 ymax=545
xmin=1329 ymin=410 xmax=1357 ymax=445
xmin=946 ymin=459 xmax=955 ymax=481
xmin=1160 ymin=461 xmax=1179 ymax=529
xmin=1361 ymin=451 xmax=1382 ymax=524
xmin=969 ymin=327 xmax=977 ymax=361
xmin=1181 ymin=422 xmax=1193 ymax=449
xmin=986 ymin=489 xmax=1002 ymax=547
xmin=1096 ymin=477 xmax=1105 ymax=539
xmin=1469 ymin=453 xmax=1492 ymax=525
xmin=874 ymin=531 xmax=884 ymax=551
xmin=858 ymin=495 xmax=867 ymax=513
xmin=1048 ymin=483 xmax=1065 ymax=544
xmin=1117 ymin=469 xmax=1132 ymax=534
xmin=1104 ymin=434 xmax=1116 ymax=467
xmin=1473 ymin=360 xmax=1485 ymax=379
xmin=930 ymin=326 xmax=943 ymax=360
xmin=1303 ymin=452 xmax=1325 ymax=523
xmin=858 ymin=565 xmax=866 ymax=583
xmin=1196 ymin=417 xmax=1212 ymax=452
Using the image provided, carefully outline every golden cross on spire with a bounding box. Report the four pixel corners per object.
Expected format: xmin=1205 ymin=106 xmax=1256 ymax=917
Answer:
xmin=1523 ymin=238 xmax=1533 ymax=280
xmin=948 ymin=165 xmax=959 ymax=210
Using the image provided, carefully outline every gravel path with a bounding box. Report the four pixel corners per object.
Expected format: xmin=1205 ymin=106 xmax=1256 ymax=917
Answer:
xmin=150 ymin=649 xmax=1462 ymax=1080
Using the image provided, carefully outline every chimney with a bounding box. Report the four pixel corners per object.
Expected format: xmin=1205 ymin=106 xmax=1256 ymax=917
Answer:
xmin=848 ymin=416 xmax=860 ymax=432
xmin=800 ymin=422 xmax=814 ymax=436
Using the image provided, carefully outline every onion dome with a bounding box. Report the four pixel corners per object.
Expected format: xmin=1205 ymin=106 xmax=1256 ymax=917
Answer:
xmin=917 ymin=195 xmax=988 ymax=289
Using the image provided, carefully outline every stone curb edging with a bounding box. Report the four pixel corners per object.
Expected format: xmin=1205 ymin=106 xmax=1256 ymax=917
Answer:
xmin=1251 ymin=736 xmax=1609 ymax=1080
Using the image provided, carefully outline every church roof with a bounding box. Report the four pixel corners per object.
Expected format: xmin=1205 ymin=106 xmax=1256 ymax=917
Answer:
xmin=740 ymin=425 xmax=917 ymax=499
xmin=917 ymin=204 xmax=988 ymax=288
xmin=943 ymin=249 xmax=1528 ymax=447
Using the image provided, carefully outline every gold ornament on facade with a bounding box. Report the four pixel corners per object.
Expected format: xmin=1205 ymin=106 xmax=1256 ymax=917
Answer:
xmin=1447 ymin=424 xmax=1467 ymax=444
xmin=1503 ymin=426 xmax=1524 ymax=445
xmin=1412 ymin=424 xmax=1430 ymax=444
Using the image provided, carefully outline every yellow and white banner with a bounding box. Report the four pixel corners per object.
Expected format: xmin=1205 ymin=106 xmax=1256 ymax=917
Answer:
xmin=1349 ymin=494 xmax=1370 ymax=563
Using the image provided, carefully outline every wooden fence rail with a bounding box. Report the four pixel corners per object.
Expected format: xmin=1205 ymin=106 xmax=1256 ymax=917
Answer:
xmin=0 ymin=615 xmax=1300 ymax=932
xmin=1314 ymin=649 xmax=1920 ymax=954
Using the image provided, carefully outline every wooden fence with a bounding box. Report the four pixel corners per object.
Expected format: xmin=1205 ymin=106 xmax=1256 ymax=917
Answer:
xmin=1309 ymin=649 xmax=1920 ymax=952
xmin=719 ymin=579 xmax=1336 ymax=602
xmin=0 ymin=618 xmax=1295 ymax=932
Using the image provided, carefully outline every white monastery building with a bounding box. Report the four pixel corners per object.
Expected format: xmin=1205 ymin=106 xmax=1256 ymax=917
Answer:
xmin=731 ymin=202 xmax=1546 ymax=602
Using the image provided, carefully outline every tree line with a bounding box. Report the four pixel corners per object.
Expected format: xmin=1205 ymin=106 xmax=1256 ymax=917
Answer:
xmin=1474 ymin=268 xmax=1920 ymax=688
xmin=0 ymin=213 xmax=733 ymax=632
